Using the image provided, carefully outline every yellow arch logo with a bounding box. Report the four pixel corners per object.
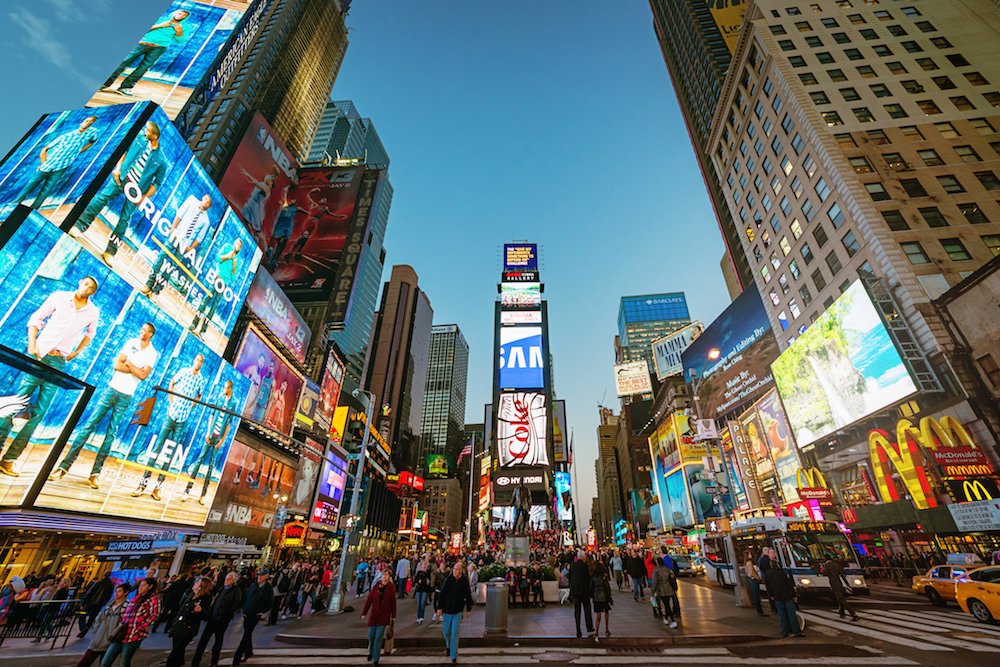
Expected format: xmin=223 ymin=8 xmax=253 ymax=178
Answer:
xmin=796 ymin=467 xmax=828 ymax=490
xmin=962 ymin=480 xmax=994 ymax=502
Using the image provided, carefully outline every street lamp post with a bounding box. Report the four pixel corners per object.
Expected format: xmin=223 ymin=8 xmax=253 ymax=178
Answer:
xmin=265 ymin=493 xmax=288 ymax=566
xmin=328 ymin=389 xmax=375 ymax=614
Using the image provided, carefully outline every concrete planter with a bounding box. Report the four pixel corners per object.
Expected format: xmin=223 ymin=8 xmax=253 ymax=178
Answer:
xmin=542 ymin=580 xmax=561 ymax=604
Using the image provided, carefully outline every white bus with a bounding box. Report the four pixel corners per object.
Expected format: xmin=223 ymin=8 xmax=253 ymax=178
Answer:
xmin=701 ymin=517 xmax=868 ymax=596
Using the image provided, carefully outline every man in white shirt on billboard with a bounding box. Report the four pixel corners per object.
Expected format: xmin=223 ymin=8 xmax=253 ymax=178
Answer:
xmin=141 ymin=194 xmax=213 ymax=299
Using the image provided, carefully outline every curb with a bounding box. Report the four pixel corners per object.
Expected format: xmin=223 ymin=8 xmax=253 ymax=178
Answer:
xmin=275 ymin=632 xmax=770 ymax=648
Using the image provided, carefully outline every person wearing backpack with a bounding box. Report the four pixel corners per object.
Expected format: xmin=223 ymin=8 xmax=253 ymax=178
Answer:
xmin=590 ymin=562 xmax=613 ymax=640
xmin=651 ymin=557 xmax=677 ymax=629
xmin=412 ymin=560 xmax=431 ymax=624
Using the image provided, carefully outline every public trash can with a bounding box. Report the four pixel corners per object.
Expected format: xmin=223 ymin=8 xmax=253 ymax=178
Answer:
xmin=484 ymin=578 xmax=509 ymax=635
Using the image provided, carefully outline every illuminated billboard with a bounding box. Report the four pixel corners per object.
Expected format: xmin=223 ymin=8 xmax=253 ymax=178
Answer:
xmin=287 ymin=436 xmax=323 ymax=517
xmin=500 ymin=283 xmax=541 ymax=308
xmin=706 ymin=0 xmax=748 ymax=54
xmin=499 ymin=327 xmax=544 ymax=389
xmin=552 ymin=399 xmax=568 ymax=463
xmin=311 ymin=448 xmax=348 ymax=530
xmin=614 ymin=360 xmax=652 ymax=397
xmin=554 ymin=471 xmax=573 ymax=521
xmin=682 ymin=287 xmax=778 ymax=418
xmin=0 ymin=102 xmax=263 ymax=355
xmin=264 ymin=166 xmax=365 ymax=291
xmin=496 ymin=392 xmax=548 ymax=467
xmin=738 ymin=407 xmax=780 ymax=505
xmin=88 ymin=0 xmax=256 ymax=119
xmin=425 ymin=453 xmax=453 ymax=478
xmin=244 ymin=268 xmax=310 ymax=363
xmin=232 ymin=323 xmax=305 ymax=438
xmin=500 ymin=310 xmax=542 ymax=325
xmin=772 ymin=280 xmax=917 ymax=447
xmin=0 ymin=208 xmax=249 ymax=525
xmin=318 ymin=347 xmax=344 ymax=434
xmin=652 ymin=321 xmax=703 ymax=380
xmin=664 ymin=469 xmax=693 ymax=528
xmin=743 ymin=389 xmax=801 ymax=504
xmin=218 ymin=111 xmax=300 ymax=253
xmin=503 ymin=244 xmax=538 ymax=272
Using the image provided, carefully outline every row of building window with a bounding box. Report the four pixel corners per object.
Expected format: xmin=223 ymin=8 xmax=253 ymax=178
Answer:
xmin=864 ymin=171 xmax=1000 ymax=201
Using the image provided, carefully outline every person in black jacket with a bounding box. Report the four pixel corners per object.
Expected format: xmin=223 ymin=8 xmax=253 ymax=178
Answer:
xmin=233 ymin=569 xmax=274 ymax=666
xmin=569 ymin=551 xmax=594 ymax=638
xmin=153 ymin=574 xmax=190 ymax=634
xmin=77 ymin=573 xmax=114 ymax=637
xmin=763 ymin=563 xmax=803 ymax=638
xmin=625 ymin=549 xmax=646 ymax=601
xmin=191 ymin=571 xmax=243 ymax=667
xmin=435 ymin=561 xmax=473 ymax=665
xmin=166 ymin=577 xmax=212 ymax=667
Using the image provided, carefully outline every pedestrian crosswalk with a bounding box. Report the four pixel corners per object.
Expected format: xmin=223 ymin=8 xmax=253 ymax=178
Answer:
xmin=799 ymin=606 xmax=1000 ymax=653
xmin=237 ymin=645 xmax=917 ymax=665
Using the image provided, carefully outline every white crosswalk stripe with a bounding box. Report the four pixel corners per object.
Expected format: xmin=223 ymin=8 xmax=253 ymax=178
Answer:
xmin=865 ymin=607 xmax=1000 ymax=642
xmin=801 ymin=607 xmax=1000 ymax=653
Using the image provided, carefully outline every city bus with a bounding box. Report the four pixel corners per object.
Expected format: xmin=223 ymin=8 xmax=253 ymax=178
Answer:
xmin=701 ymin=517 xmax=868 ymax=596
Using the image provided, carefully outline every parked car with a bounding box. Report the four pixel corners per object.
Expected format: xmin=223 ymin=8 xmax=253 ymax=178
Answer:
xmin=673 ymin=556 xmax=702 ymax=577
xmin=955 ymin=566 xmax=1000 ymax=624
xmin=911 ymin=564 xmax=977 ymax=606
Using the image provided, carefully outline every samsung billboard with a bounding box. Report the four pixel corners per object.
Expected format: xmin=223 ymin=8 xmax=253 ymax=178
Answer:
xmin=498 ymin=326 xmax=544 ymax=390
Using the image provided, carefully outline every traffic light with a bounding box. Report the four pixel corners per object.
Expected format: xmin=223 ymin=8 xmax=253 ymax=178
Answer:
xmin=131 ymin=396 xmax=156 ymax=426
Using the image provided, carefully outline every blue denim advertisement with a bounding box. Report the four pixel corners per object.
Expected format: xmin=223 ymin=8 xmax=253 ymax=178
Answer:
xmin=0 ymin=102 xmax=262 ymax=355
xmin=0 ymin=208 xmax=249 ymax=527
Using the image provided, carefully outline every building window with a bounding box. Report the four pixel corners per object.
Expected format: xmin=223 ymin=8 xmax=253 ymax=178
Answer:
xmin=799 ymin=284 xmax=813 ymax=305
xmin=940 ymin=238 xmax=972 ymax=261
xmin=954 ymin=145 xmax=982 ymax=163
xmin=965 ymin=72 xmax=990 ymax=86
xmin=960 ymin=203 xmax=988 ymax=224
xmin=845 ymin=48 xmax=863 ymax=60
xmin=852 ymin=107 xmax=875 ymax=122
xmin=840 ymin=87 xmax=860 ymax=101
xmin=828 ymin=68 xmax=847 ymax=82
xmin=937 ymin=175 xmax=966 ymax=194
xmin=780 ymin=236 xmax=792 ymax=256
xmin=975 ymin=171 xmax=1000 ymax=190
xmin=817 ymin=51 xmax=835 ymax=64
xmin=803 ymin=154 xmax=817 ymax=177
xmin=761 ymin=265 xmax=772 ymax=282
xmin=822 ymin=111 xmax=843 ymax=126
xmin=900 ymin=178 xmax=928 ymax=197
xmin=833 ymin=31 xmax=850 ymax=44
xmin=801 ymin=243 xmax=814 ymax=265
xmin=791 ymin=176 xmax=804 ymax=197
xmin=881 ymin=210 xmax=909 ymax=231
xmin=900 ymin=125 xmax=925 ymax=140
xmin=931 ymin=36 xmax=953 ymax=48
xmin=803 ymin=199 xmax=816 ymax=221
xmin=887 ymin=61 xmax=908 ymax=74
xmin=822 ymin=17 xmax=840 ymax=28
xmin=946 ymin=53 xmax=971 ymax=67
xmin=866 ymin=182 xmax=891 ymax=200
xmin=884 ymin=103 xmax=907 ymax=118
xmin=951 ymin=96 xmax=975 ymax=111
xmin=888 ymin=24 xmax=908 ymax=37
xmin=901 ymin=241 xmax=930 ymax=264
xmin=902 ymin=79 xmax=925 ymax=93
xmin=779 ymin=39 xmax=796 ymax=51
xmin=811 ymin=91 xmax=830 ymax=105
xmin=901 ymin=40 xmax=923 ymax=53
xmin=812 ymin=268 xmax=827 ymax=291
xmin=825 ymin=251 xmax=843 ymax=274
xmin=983 ymin=234 xmax=1000 ymax=256
xmin=789 ymin=55 xmax=808 ymax=67
xmin=918 ymin=206 xmax=948 ymax=227
xmin=883 ymin=151 xmax=907 ymax=169
xmin=828 ymin=203 xmax=846 ymax=228
xmin=873 ymin=45 xmax=893 ymax=57
xmin=935 ymin=121 xmax=959 ymax=138
xmin=917 ymin=57 xmax=939 ymax=71
xmin=806 ymin=36 xmax=823 ymax=47
xmin=985 ymin=92 xmax=1000 ymax=108
xmin=933 ymin=75 xmax=957 ymax=91
xmin=842 ymin=231 xmax=861 ymax=257
xmin=917 ymin=149 xmax=943 ymax=166
xmin=870 ymin=83 xmax=891 ymax=97
xmin=917 ymin=99 xmax=942 ymax=115
xmin=799 ymin=72 xmax=819 ymax=85
xmin=867 ymin=129 xmax=889 ymax=145
xmin=789 ymin=259 xmax=801 ymax=279
xmin=814 ymin=224 xmax=829 ymax=248
xmin=857 ymin=65 xmax=876 ymax=78
xmin=848 ymin=13 xmax=866 ymax=25
xmin=977 ymin=355 xmax=1000 ymax=388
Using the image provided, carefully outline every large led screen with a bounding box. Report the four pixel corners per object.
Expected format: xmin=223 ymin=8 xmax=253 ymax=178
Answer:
xmin=0 ymin=208 xmax=249 ymax=525
xmin=263 ymin=167 xmax=365 ymax=291
xmin=311 ymin=449 xmax=348 ymax=530
xmin=233 ymin=323 xmax=304 ymax=438
xmin=552 ymin=399 xmax=568 ymax=463
xmin=754 ymin=389 xmax=801 ymax=504
xmin=652 ymin=321 xmax=703 ymax=380
xmin=500 ymin=283 xmax=541 ymax=308
xmin=739 ymin=407 xmax=780 ymax=505
xmin=496 ymin=392 xmax=548 ymax=467
xmin=554 ymin=470 xmax=573 ymax=521
xmin=244 ymin=268 xmax=310 ymax=363
xmin=87 ymin=0 xmax=255 ymax=119
xmin=498 ymin=326 xmax=543 ymax=389
xmin=503 ymin=244 xmax=538 ymax=272
xmin=0 ymin=102 xmax=262 ymax=355
xmin=287 ymin=436 xmax=322 ymax=517
xmin=772 ymin=280 xmax=917 ymax=447
xmin=318 ymin=347 xmax=345 ymax=433
xmin=663 ymin=469 xmax=693 ymax=529
xmin=682 ymin=287 xmax=779 ymax=418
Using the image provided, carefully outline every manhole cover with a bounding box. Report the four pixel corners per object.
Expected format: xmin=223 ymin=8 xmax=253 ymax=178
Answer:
xmin=535 ymin=651 xmax=579 ymax=662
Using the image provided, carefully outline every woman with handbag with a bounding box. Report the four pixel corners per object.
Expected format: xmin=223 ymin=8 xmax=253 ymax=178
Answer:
xmin=165 ymin=577 xmax=213 ymax=667
xmin=77 ymin=584 xmax=130 ymax=667
xmin=361 ymin=569 xmax=396 ymax=666
xmin=101 ymin=578 xmax=160 ymax=667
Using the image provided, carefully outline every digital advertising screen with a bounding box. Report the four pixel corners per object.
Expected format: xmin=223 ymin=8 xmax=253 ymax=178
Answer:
xmin=552 ymin=399 xmax=568 ymax=463
xmin=233 ymin=323 xmax=305 ymax=438
xmin=0 ymin=102 xmax=263 ymax=355
xmin=496 ymin=392 xmax=549 ymax=467
xmin=244 ymin=268 xmax=310 ymax=363
xmin=287 ymin=436 xmax=323 ymax=517
xmin=264 ymin=166 xmax=365 ymax=292
xmin=648 ymin=454 xmax=666 ymax=530
xmin=652 ymin=321 xmax=703 ymax=380
xmin=425 ymin=452 xmax=453 ymax=478
xmin=738 ymin=407 xmax=780 ymax=505
xmin=772 ymin=280 xmax=917 ymax=448
xmin=664 ymin=469 xmax=694 ymax=529
xmin=0 ymin=207 xmax=250 ymax=525
xmin=503 ymin=244 xmax=538 ymax=272
xmin=318 ymin=347 xmax=344 ymax=433
xmin=498 ymin=326 xmax=543 ymax=389
xmin=500 ymin=310 xmax=542 ymax=325
xmin=614 ymin=360 xmax=652 ymax=397
xmin=294 ymin=380 xmax=325 ymax=433
xmin=311 ymin=449 xmax=349 ymax=530
xmin=204 ymin=437 xmax=296 ymax=544
xmin=87 ymin=0 xmax=254 ymax=119
xmin=755 ymin=389 xmax=801 ymax=504
xmin=681 ymin=287 xmax=779 ymax=418
xmin=500 ymin=283 xmax=541 ymax=308
xmin=554 ymin=470 xmax=573 ymax=521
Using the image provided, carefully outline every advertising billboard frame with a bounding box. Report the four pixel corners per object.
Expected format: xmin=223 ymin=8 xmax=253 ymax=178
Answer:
xmin=232 ymin=322 xmax=305 ymax=439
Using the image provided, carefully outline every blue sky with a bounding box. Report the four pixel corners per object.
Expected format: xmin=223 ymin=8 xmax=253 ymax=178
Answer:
xmin=0 ymin=0 xmax=732 ymax=532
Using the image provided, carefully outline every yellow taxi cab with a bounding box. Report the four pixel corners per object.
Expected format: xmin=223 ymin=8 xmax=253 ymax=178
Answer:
xmin=956 ymin=566 xmax=1000 ymax=624
xmin=911 ymin=564 xmax=976 ymax=605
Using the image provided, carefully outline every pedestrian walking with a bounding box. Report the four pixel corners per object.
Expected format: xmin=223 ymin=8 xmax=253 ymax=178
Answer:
xmin=395 ymin=554 xmax=411 ymax=599
xmin=233 ymin=569 xmax=274 ymax=665
xmin=763 ymin=562 xmax=803 ymax=638
xmin=355 ymin=560 xmax=370 ymax=596
xmin=823 ymin=557 xmax=859 ymax=621
xmin=610 ymin=551 xmax=624 ymax=591
xmin=77 ymin=573 xmax=115 ymax=637
xmin=76 ymin=584 xmax=129 ymax=667
xmin=569 ymin=551 xmax=595 ymax=638
xmin=190 ymin=571 xmax=242 ymax=667
xmin=436 ymin=560 xmax=474 ymax=665
xmin=743 ymin=550 xmax=766 ymax=616
xmin=165 ymin=577 xmax=212 ymax=667
xmin=100 ymin=578 xmax=160 ymax=667
xmin=591 ymin=562 xmax=613 ymax=640
xmin=413 ymin=561 xmax=431 ymax=623
xmin=626 ymin=549 xmax=646 ymax=601
xmin=361 ymin=569 xmax=397 ymax=665
xmin=652 ymin=557 xmax=678 ymax=629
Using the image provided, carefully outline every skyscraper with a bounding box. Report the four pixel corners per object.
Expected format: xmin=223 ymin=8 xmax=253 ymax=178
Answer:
xmin=179 ymin=0 xmax=351 ymax=179
xmin=307 ymin=101 xmax=395 ymax=390
xmin=650 ymin=0 xmax=753 ymax=293
xmin=365 ymin=265 xmax=434 ymax=474
xmin=420 ymin=325 xmax=470 ymax=473
xmin=617 ymin=293 xmax=691 ymax=370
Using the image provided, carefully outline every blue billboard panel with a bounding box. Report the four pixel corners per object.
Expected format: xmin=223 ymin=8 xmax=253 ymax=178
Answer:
xmin=503 ymin=243 xmax=538 ymax=272
xmin=498 ymin=326 xmax=544 ymax=389
xmin=0 ymin=207 xmax=249 ymax=526
xmin=554 ymin=471 xmax=573 ymax=522
xmin=0 ymin=102 xmax=262 ymax=355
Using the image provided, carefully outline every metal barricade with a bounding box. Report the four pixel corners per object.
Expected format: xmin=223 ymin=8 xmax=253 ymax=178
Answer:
xmin=0 ymin=598 xmax=81 ymax=649
xmin=484 ymin=578 xmax=508 ymax=636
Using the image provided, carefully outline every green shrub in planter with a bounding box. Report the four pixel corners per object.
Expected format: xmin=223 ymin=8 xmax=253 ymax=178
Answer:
xmin=479 ymin=563 xmax=508 ymax=581
xmin=540 ymin=565 xmax=558 ymax=581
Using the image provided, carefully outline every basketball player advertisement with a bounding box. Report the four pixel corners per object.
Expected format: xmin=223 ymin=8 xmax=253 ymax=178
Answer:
xmin=233 ymin=323 xmax=305 ymax=438
xmin=0 ymin=207 xmax=249 ymax=526
xmin=0 ymin=103 xmax=263 ymax=355
xmin=87 ymin=0 xmax=257 ymax=119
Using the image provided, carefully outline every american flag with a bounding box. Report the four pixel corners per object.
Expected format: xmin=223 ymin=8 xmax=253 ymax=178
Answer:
xmin=457 ymin=435 xmax=474 ymax=463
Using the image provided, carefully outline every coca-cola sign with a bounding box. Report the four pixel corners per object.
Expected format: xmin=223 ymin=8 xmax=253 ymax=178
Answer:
xmin=496 ymin=392 xmax=549 ymax=467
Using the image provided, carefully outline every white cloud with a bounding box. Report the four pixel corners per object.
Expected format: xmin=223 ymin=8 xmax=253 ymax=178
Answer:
xmin=9 ymin=7 xmax=98 ymax=90
xmin=42 ymin=0 xmax=112 ymax=23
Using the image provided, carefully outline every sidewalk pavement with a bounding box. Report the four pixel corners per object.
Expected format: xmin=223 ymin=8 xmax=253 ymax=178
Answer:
xmin=279 ymin=577 xmax=782 ymax=648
